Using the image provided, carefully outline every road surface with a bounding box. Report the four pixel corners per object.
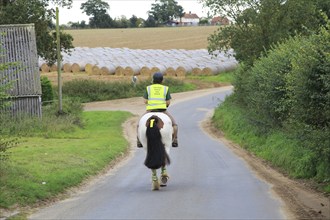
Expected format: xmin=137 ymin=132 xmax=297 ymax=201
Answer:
xmin=29 ymin=86 xmax=286 ymax=219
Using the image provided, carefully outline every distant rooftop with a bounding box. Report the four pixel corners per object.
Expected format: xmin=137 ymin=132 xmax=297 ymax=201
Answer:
xmin=183 ymin=12 xmax=199 ymax=19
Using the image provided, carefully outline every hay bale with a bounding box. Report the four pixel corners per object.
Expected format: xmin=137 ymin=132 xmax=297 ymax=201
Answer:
xmin=115 ymin=66 xmax=124 ymax=76
xmin=192 ymin=67 xmax=202 ymax=75
xmin=100 ymin=66 xmax=111 ymax=75
xmin=153 ymin=64 xmax=166 ymax=73
xmin=40 ymin=63 xmax=50 ymax=73
xmin=85 ymin=63 xmax=93 ymax=75
xmin=222 ymin=61 xmax=238 ymax=72
xmin=176 ymin=66 xmax=186 ymax=77
xmin=124 ymin=66 xmax=134 ymax=76
xmin=178 ymin=64 xmax=192 ymax=74
xmin=124 ymin=65 xmax=140 ymax=76
xmin=165 ymin=67 xmax=176 ymax=77
xmin=92 ymin=65 xmax=101 ymax=75
xmin=71 ymin=63 xmax=84 ymax=73
xmin=140 ymin=66 xmax=151 ymax=76
xmin=150 ymin=67 xmax=160 ymax=74
xmin=49 ymin=64 xmax=57 ymax=72
xmin=38 ymin=58 xmax=45 ymax=67
xmin=201 ymin=67 xmax=213 ymax=76
xmin=63 ymin=63 xmax=72 ymax=73
xmin=103 ymin=63 xmax=116 ymax=75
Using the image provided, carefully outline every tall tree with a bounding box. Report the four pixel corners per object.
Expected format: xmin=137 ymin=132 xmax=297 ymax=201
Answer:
xmin=113 ymin=16 xmax=129 ymax=28
xmin=202 ymin=0 xmax=327 ymax=65
xmin=0 ymin=0 xmax=74 ymax=65
xmin=148 ymin=0 xmax=184 ymax=25
xmin=80 ymin=0 xmax=112 ymax=28
xmin=144 ymin=15 xmax=157 ymax=27
xmin=129 ymin=15 xmax=139 ymax=28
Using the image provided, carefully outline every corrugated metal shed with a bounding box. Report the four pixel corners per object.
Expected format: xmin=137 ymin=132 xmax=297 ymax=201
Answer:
xmin=0 ymin=24 xmax=42 ymax=117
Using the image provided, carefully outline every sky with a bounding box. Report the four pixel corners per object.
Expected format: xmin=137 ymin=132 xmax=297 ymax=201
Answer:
xmin=52 ymin=0 xmax=211 ymax=25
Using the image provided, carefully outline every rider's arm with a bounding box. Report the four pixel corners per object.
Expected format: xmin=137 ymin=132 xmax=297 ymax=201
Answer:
xmin=166 ymin=88 xmax=171 ymax=107
xmin=143 ymin=90 xmax=148 ymax=104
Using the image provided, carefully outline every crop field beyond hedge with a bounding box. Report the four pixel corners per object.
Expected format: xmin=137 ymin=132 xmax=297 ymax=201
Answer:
xmin=65 ymin=26 xmax=219 ymax=49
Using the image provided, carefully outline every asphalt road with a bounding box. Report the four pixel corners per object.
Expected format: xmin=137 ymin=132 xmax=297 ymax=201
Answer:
xmin=29 ymin=87 xmax=285 ymax=219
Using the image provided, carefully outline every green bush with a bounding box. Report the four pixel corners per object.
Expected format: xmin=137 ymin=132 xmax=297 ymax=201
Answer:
xmin=40 ymin=76 xmax=54 ymax=105
xmin=286 ymin=26 xmax=330 ymax=129
xmin=235 ymin=21 xmax=330 ymax=128
xmin=234 ymin=37 xmax=303 ymax=129
xmin=226 ymin=19 xmax=330 ymax=182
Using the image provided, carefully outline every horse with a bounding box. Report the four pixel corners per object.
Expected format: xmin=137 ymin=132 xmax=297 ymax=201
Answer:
xmin=138 ymin=112 xmax=173 ymax=190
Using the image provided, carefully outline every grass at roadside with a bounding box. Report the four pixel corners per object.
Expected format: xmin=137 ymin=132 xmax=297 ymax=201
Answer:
xmin=212 ymin=96 xmax=330 ymax=193
xmin=0 ymin=111 xmax=132 ymax=209
xmin=187 ymin=71 xmax=235 ymax=84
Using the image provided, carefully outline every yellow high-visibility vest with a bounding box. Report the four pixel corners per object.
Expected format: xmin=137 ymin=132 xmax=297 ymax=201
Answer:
xmin=146 ymin=84 xmax=168 ymax=110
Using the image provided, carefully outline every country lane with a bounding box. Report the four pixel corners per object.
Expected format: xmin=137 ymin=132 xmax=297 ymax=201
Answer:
xmin=29 ymin=86 xmax=286 ymax=219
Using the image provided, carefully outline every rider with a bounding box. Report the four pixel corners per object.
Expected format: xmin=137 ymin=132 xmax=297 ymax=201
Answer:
xmin=137 ymin=72 xmax=178 ymax=148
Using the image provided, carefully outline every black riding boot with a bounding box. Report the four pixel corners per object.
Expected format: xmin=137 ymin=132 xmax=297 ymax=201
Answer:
xmin=172 ymin=124 xmax=178 ymax=147
xmin=137 ymin=138 xmax=143 ymax=148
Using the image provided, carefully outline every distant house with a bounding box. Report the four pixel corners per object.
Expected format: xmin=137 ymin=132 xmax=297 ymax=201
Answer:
xmin=180 ymin=12 xmax=199 ymax=26
xmin=211 ymin=16 xmax=230 ymax=25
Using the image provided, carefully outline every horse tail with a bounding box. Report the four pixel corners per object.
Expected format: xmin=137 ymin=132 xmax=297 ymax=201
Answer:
xmin=144 ymin=116 xmax=170 ymax=169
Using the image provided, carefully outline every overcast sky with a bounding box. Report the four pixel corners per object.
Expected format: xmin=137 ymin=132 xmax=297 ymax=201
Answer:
xmin=51 ymin=0 xmax=210 ymax=24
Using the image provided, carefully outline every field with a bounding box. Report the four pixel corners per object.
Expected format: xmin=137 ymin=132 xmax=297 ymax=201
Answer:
xmin=65 ymin=26 xmax=219 ymax=49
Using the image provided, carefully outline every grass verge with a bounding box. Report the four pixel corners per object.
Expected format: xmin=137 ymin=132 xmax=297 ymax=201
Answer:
xmin=0 ymin=111 xmax=132 ymax=209
xmin=186 ymin=71 xmax=235 ymax=84
xmin=212 ymin=96 xmax=330 ymax=193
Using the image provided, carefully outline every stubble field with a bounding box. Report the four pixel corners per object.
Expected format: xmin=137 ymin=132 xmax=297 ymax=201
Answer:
xmin=65 ymin=26 xmax=219 ymax=49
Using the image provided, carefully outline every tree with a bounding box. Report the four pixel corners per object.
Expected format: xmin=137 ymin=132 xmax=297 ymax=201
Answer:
xmin=0 ymin=0 xmax=74 ymax=65
xmin=69 ymin=21 xmax=80 ymax=29
xmin=144 ymin=15 xmax=157 ymax=27
xmin=148 ymin=0 xmax=184 ymax=25
xmin=199 ymin=18 xmax=209 ymax=25
xmin=80 ymin=20 xmax=87 ymax=29
xmin=112 ymin=16 xmax=129 ymax=28
xmin=80 ymin=0 xmax=112 ymax=28
xmin=202 ymin=0 xmax=328 ymax=65
xmin=119 ymin=16 xmax=129 ymax=28
xmin=129 ymin=15 xmax=139 ymax=28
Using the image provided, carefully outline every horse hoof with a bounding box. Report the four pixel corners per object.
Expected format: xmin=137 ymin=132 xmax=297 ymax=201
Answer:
xmin=160 ymin=176 xmax=169 ymax=187
xmin=152 ymin=180 xmax=160 ymax=191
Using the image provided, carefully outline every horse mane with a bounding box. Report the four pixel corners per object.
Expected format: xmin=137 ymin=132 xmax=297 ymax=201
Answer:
xmin=144 ymin=115 xmax=170 ymax=169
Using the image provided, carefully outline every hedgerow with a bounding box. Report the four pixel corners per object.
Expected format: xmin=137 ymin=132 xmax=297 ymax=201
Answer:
xmin=228 ymin=18 xmax=330 ymax=181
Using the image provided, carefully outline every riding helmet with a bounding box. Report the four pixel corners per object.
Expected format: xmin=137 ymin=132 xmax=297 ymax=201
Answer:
xmin=153 ymin=72 xmax=163 ymax=83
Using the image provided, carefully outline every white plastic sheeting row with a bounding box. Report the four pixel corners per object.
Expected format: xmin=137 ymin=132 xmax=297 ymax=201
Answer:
xmin=39 ymin=47 xmax=238 ymax=76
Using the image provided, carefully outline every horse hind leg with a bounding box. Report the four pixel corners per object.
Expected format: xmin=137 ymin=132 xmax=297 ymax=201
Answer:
xmin=160 ymin=166 xmax=170 ymax=187
xmin=151 ymin=169 xmax=160 ymax=191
